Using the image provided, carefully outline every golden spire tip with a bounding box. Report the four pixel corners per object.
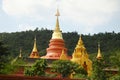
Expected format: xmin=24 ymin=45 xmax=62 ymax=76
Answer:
xmin=55 ymin=8 xmax=60 ymax=16
xmin=98 ymin=42 xmax=100 ymax=48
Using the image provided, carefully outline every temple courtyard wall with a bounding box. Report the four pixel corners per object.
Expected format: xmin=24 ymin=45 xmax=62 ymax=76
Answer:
xmin=0 ymin=75 xmax=86 ymax=80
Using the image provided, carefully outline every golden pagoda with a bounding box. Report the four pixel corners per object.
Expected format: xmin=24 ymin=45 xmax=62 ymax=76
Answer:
xmin=29 ymin=37 xmax=40 ymax=58
xmin=60 ymin=49 xmax=68 ymax=60
xmin=41 ymin=9 xmax=68 ymax=59
xmin=96 ymin=43 xmax=102 ymax=60
xmin=71 ymin=35 xmax=92 ymax=76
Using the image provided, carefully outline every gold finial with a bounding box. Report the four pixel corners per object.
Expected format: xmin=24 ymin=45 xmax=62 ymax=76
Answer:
xmin=52 ymin=8 xmax=63 ymax=39
xmin=76 ymin=34 xmax=84 ymax=48
xmin=55 ymin=8 xmax=60 ymax=16
xmin=79 ymin=34 xmax=82 ymax=42
xmin=55 ymin=16 xmax=60 ymax=31
xmin=60 ymin=49 xmax=68 ymax=60
xmin=34 ymin=35 xmax=37 ymax=41
xmin=32 ymin=36 xmax=38 ymax=52
xmin=98 ymin=42 xmax=100 ymax=48
xmin=55 ymin=8 xmax=60 ymax=31
xmin=19 ymin=48 xmax=22 ymax=58
xmin=96 ymin=42 xmax=102 ymax=59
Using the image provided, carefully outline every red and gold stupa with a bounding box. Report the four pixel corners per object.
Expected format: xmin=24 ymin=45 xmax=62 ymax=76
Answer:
xmin=41 ymin=9 xmax=68 ymax=59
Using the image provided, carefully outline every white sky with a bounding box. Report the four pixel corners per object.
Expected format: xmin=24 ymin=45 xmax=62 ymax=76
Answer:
xmin=0 ymin=0 xmax=120 ymax=34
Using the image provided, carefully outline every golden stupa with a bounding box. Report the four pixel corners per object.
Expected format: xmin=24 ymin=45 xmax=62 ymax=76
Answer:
xmin=71 ymin=35 xmax=92 ymax=76
xmin=29 ymin=37 xmax=40 ymax=58
xmin=60 ymin=49 xmax=68 ymax=60
xmin=96 ymin=43 xmax=102 ymax=60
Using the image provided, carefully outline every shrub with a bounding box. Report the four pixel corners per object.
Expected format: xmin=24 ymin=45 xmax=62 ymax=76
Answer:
xmin=51 ymin=60 xmax=87 ymax=78
xmin=24 ymin=59 xmax=47 ymax=76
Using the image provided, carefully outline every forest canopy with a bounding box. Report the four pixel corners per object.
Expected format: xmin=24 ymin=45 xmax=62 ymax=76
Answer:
xmin=0 ymin=28 xmax=120 ymax=57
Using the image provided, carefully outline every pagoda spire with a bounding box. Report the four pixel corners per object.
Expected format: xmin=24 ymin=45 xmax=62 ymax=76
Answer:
xmin=32 ymin=36 xmax=38 ymax=52
xmin=96 ymin=42 xmax=102 ymax=59
xmin=41 ymin=8 xmax=68 ymax=59
xmin=19 ymin=48 xmax=22 ymax=58
xmin=29 ymin=36 xmax=40 ymax=58
xmin=60 ymin=49 xmax=68 ymax=60
xmin=55 ymin=9 xmax=60 ymax=31
xmin=52 ymin=8 xmax=63 ymax=39
xmin=76 ymin=34 xmax=84 ymax=48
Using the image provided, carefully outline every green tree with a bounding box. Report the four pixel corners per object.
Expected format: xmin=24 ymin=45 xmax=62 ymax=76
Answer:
xmin=0 ymin=30 xmax=120 ymax=57
xmin=109 ymin=74 xmax=120 ymax=80
xmin=24 ymin=59 xmax=47 ymax=76
xmin=0 ymin=41 xmax=11 ymax=74
xmin=108 ymin=50 xmax=120 ymax=79
xmin=0 ymin=42 xmax=8 ymax=55
xmin=90 ymin=59 xmax=107 ymax=80
xmin=109 ymin=50 xmax=120 ymax=68
xmin=51 ymin=60 xmax=87 ymax=78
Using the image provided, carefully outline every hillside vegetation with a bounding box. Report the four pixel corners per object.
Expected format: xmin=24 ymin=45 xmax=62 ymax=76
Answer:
xmin=0 ymin=28 xmax=120 ymax=57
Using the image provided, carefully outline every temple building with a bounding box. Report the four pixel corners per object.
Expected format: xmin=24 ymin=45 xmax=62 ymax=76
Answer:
xmin=96 ymin=43 xmax=102 ymax=60
xmin=41 ymin=9 xmax=68 ymax=59
xmin=29 ymin=37 xmax=40 ymax=58
xmin=71 ymin=35 xmax=92 ymax=76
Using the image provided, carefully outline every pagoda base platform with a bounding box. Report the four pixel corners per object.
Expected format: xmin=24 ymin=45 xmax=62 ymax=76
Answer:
xmin=41 ymin=56 xmax=60 ymax=60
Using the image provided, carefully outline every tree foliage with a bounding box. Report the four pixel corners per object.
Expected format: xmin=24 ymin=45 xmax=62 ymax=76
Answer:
xmin=109 ymin=74 xmax=120 ymax=80
xmin=90 ymin=59 xmax=107 ymax=80
xmin=0 ymin=41 xmax=11 ymax=74
xmin=109 ymin=50 xmax=120 ymax=67
xmin=0 ymin=28 xmax=119 ymax=57
xmin=0 ymin=41 xmax=9 ymax=56
xmin=24 ymin=59 xmax=47 ymax=76
xmin=51 ymin=60 xmax=87 ymax=78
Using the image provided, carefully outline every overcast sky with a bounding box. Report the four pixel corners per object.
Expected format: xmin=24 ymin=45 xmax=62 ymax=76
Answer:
xmin=0 ymin=0 xmax=120 ymax=34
